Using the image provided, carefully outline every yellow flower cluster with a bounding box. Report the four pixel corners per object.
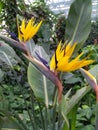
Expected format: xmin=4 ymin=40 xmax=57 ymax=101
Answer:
xmin=18 ymin=18 xmax=94 ymax=73
xmin=50 ymin=41 xmax=94 ymax=72
xmin=18 ymin=18 xmax=42 ymax=42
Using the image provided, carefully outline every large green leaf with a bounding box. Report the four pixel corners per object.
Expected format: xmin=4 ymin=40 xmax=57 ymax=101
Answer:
xmin=61 ymin=65 xmax=98 ymax=116
xmin=65 ymin=0 xmax=92 ymax=47
xmin=62 ymin=86 xmax=91 ymax=116
xmin=28 ymin=63 xmax=55 ymax=104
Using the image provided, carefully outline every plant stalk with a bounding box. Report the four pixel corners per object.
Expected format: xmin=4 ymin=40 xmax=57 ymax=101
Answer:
xmin=95 ymin=102 xmax=98 ymax=130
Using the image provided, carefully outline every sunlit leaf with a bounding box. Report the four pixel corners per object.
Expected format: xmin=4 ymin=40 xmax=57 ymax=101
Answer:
xmin=28 ymin=63 xmax=55 ymax=104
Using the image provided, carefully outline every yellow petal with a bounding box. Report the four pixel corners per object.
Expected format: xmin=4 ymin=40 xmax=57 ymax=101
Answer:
xmin=50 ymin=54 xmax=56 ymax=71
xmin=75 ymin=60 xmax=94 ymax=69
xmin=65 ymin=42 xmax=77 ymax=58
xmin=34 ymin=20 xmax=43 ymax=32
xmin=21 ymin=19 xmax=26 ymax=33
xmin=25 ymin=20 xmax=42 ymax=41
xmin=25 ymin=18 xmax=33 ymax=33
xmin=58 ymin=59 xmax=94 ymax=72
xmin=18 ymin=18 xmax=42 ymax=42
xmin=17 ymin=18 xmax=23 ymax=41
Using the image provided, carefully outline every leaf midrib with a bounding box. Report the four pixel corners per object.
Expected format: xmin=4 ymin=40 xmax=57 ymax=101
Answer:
xmin=71 ymin=4 xmax=85 ymax=42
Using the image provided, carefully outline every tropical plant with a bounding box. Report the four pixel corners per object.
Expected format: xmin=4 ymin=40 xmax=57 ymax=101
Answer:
xmin=0 ymin=0 xmax=98 ymax=130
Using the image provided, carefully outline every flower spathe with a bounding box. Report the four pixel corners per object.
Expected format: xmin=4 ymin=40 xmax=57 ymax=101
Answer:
xmin=18 ymin=18 xmax=42 ymax=42
xmin=50 ymin=41 xmax=94 ymax=72
xmin=80 ymin=68 xmax=98 ymax=101
xmin=80 ymin=68 xmax=97 ymax=89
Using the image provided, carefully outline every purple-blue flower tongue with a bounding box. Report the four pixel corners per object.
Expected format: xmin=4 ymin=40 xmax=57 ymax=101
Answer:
xmin=35 ymin=52 xmax=50 ymax=69
xmin=7 ymin=30 xmax=19 ymax=41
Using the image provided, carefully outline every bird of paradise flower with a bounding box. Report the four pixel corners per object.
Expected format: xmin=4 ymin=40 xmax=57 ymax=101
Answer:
xmin=9 ymin=18 xmax=95 ymax=102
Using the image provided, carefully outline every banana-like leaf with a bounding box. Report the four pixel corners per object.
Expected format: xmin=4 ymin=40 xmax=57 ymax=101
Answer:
xmin=27 ymin=41 xmax=54 ymax=104
xmin=61 ymin=65 xmax=98 ymax=116
xmin=62 ymin=86 xmax=91 ymax=116
xmin=25 ymin=41 xmax=63 ymax=102
xmin=28 ymin=63 xmax=55 ymax=105
xmin=65 ymin=0 xmax=92 ymax=47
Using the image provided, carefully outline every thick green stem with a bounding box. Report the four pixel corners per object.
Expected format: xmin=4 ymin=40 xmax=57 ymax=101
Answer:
xmin=44 ymin=107 xmax=48 ymax=130
xmin=37 ymin=102 xmax=45 ymax=130
xmin=43 ymin=75 xmax=49 ymax=108
xmin=95 ymin=102 xmax=98 ymax=130
xmin=70 ymin=105 xmax=78 ymax=130
xmin=52 ymin=88 xmax=58 ymax=130
xmin=58 ymin=104 xmax=62 ymax=130
xmin=23 ymin=93 xmax=37 ymax=130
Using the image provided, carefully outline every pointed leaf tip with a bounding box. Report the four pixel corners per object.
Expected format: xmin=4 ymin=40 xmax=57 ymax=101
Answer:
xmin=80 ymin=68 xmax=97 ymax=90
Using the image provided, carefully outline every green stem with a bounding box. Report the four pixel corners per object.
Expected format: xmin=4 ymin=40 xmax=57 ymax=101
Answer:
xmin=70 ymin=105 xmax=78 ymax=130
xmin=52 ymin=88 xmax=58 ymax=130
xmin=95 ymin=102 xmax=98 ymax=130
xmin=37 ymin=102 xmax=45 ymax=130
xmin=58 ymin=104 xmax=62 ymax=130
xmin=44 ymin=106 xmax=52 ymax=130
xmin=52 ymin=104 xmax=57 ymax=130
xmin=43 ymin=75 xmax=49 ymax=108
xmin=43 ymin=75 xmax=52 ymax=129
xmin=57 ymin=72 xmax=63 ymax=130
xmin=44 ymin=107 xmax=48 ymax=130
xmin=13 ymin=70 xmax=37 ymax=130
xmin=30 ymin=91 xmax=39 ymax=129
xmin=47 ymin=108 xmax=52 ymax=130
xmin=23 ymin=93 xmax=37 ymax=130
xmin=14 ymin=112 xmax=29 ymax=130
